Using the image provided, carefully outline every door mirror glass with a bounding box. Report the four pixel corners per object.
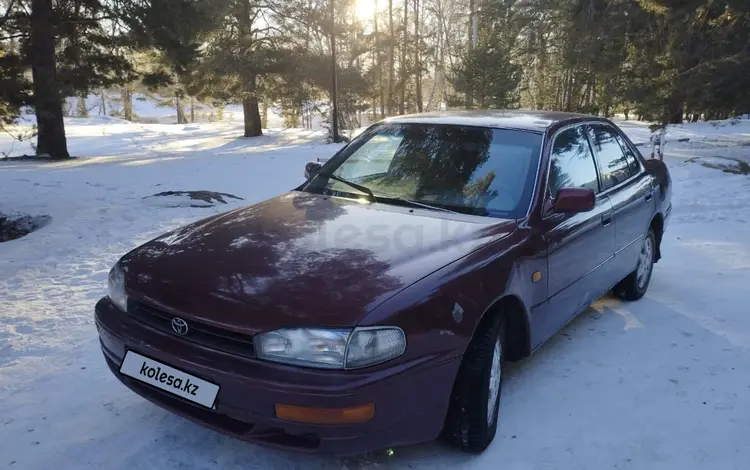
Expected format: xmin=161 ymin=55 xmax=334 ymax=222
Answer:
xmin=553 ymin=187 xmax=596 ymax=214
xmin=304 ymin=161 xmax=322 ymax=181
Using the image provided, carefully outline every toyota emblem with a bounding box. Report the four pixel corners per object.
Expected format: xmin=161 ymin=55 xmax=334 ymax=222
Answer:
xmin=171 ymin=317 xmax=189 ymax=336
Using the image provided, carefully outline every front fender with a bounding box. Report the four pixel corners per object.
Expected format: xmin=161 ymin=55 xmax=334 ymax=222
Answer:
xmin=358 ymin=228 xmax=543 ymax=363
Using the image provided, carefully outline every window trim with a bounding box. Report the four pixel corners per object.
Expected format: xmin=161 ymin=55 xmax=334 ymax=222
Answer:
xmin=584 ymin=122 xmax=644 ymax=197
xmin=523 ymin=130 xmax=548 ymax=219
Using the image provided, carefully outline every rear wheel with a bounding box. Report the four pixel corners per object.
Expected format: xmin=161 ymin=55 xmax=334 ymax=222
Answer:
xmin=614 ymin=227 xmax=656 ymax=301
xmin=441 ymin=314 xmax=505 ymax=452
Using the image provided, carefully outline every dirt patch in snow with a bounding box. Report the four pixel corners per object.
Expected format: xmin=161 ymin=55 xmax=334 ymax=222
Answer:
xmin=687 ymin=156 xmax=750 ymax=175
xmin=144 ymin=190 xmax=244 ymax=208
xmin=0 ymin=213 xmax=52 ymax=242
xmin=0 ymin=155 xmax=78 ymax=163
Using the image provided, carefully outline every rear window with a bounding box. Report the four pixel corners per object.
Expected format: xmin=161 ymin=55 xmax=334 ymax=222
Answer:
xmin=306 ymin=123 xmax=544 ymax=218
xmin=587 ymin=124 xmax=633 ymax=190
xmin=613 ymin=132 xmax=642 ymax=177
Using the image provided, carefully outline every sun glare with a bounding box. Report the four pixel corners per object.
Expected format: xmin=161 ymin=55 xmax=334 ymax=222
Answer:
xmin=355 ymin=0 xmax=377 ymax=21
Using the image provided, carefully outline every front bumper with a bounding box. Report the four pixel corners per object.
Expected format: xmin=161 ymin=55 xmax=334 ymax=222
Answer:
xmin=95 ymin=298 xmax=460 ymax=455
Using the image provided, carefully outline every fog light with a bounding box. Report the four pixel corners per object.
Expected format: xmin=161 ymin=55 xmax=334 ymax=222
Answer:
xmin=275 ymin=403 xmax=375 ymax=424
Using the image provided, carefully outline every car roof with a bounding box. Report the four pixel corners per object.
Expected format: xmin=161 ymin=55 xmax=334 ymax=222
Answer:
xmin=382 ymin=109 xmax=603 ymax=132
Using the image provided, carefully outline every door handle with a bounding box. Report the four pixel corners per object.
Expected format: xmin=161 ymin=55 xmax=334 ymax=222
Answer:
xmin=601 ymin=215 xmax=612 ymax=226
xmin=645 ymin=191 xmax=653 ymax=202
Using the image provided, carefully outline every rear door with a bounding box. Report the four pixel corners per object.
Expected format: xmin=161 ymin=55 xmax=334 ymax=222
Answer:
xmin=539 ymin=125 xmax=615 ymax=340
xmin=586 ymin=124 xmax=655 ymax=278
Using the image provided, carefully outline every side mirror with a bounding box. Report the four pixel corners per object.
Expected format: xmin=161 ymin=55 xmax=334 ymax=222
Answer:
xmin=553 ymin=187 xmax=596 ymax=214
xmin=304 ymin=161 xmax=323 ymax=181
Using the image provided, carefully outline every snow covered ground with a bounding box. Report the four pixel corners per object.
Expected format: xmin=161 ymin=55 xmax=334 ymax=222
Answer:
xmin=1 ymin=117 xmax=750 ymax=469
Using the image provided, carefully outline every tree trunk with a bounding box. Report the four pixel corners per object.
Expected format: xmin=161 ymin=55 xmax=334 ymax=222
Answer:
xmin=387 ymin=0 xmax=395 ymax=116
xmin=237 ymin=1 xmax=262 ymax=136
xmin=559 ymin=73 xmax=566 ymax=110
xmin=466 ymin=0 xmax=475 ymax=109
xmin=375 ymin=0 xmax=385 ymax=118
xmin=578 ymin=79 xmax=589 ymax=111
xmin=624 ymin=108 xmax=629 ymax=121
xmin=242 ymin=73 xmax=262 ymax=137
xmin=77 ymin=93 xmax=88 ymax=117
xmin=190 ymin=96 xmax=195 ymax=123
xmin=100 ymin=91 xmax=106 ymax=115
xmin=30 ymin=0 xmax=69 ymax=159
xmin=414 ymin=0 xmax=422 ymax=112
xmin=665 ymin=102 xmax=684 ymax=125
xmin=536 ymin=32 xmax=547 ymax=110
xmin=426 ymin=0 xmax=445 ymax=112
xmin=564 ymin=70 xmax=573 ymax=112
xmin=122 ymin=85 xmax=133 ymax=121
xmin=175 ymin=94 xmax=186 ymax=124
xmin=399 ymin=0 xmax=408 ymax=115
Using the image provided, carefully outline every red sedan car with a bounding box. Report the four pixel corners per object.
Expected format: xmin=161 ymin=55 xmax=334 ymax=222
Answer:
xmin=96 ymin=110 xmax=671 ymax=455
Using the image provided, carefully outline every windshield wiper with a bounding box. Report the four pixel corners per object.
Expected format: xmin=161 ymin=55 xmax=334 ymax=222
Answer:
xmin=318 ymin=172 xmax=376 ymax=201
xmin=316 ymin=173 xmax=458 ymax=214
xmin=378 ymin=196 xmax=459 ymax=214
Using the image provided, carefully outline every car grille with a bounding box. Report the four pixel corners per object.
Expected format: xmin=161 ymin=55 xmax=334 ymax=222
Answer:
xmin=128 ymin=301 xmax=256 ymax=359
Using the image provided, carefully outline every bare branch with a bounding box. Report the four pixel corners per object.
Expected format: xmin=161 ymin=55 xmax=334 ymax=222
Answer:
xmin=0 ymin=32 xmax=27 ymax=40
xmin=2 ymin=0 xmax=17 ymax=20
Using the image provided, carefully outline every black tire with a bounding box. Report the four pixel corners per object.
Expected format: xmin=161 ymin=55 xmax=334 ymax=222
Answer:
xmin=614 ymin=227 xmax=656 ymax=301
xmin=441 ymin=314 xmax=506 ymax=453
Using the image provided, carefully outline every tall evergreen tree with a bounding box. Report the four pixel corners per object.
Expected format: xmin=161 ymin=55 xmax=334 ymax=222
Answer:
xmin=1 ymin=0 xmax=134 ymax=157
xmin=450 ymin=0 xmax=521 ymax=109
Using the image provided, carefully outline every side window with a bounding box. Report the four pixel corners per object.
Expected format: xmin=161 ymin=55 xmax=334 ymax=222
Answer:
xmin=587 ymin=125 xmax=632 ymax=190
xmin=613 ymin=132 xmax=641 ymax=177
xmin=549 ymin=126 xmax=600 ymax=198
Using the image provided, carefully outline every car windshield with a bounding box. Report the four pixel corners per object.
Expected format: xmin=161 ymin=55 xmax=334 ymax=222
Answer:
xmin=304 ymin=123 xmax=543 ymax=218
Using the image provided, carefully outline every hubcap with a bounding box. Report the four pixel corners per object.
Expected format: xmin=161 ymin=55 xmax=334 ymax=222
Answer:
xmin=487 ymin=336 xmax=502 ymax=425
xmin=637 ymin=235 xmax=654 ymax=289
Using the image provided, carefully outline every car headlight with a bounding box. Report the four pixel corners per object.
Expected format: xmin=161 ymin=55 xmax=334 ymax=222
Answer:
xmin=107 ymin=263 xmax=128 ymax=311
xmin=254 ymin=327 xmax=406 ymax=369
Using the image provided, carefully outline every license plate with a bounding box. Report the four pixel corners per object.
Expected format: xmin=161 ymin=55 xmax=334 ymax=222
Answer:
xmin=119 ymin=350 xmax=220 ymax=409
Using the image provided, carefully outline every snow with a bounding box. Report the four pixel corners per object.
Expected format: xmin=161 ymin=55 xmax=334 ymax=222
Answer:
xmin=58 ymin=92 xmax=379 ymax=129
xmin=2 ymin=116 xmax=750 ymax=469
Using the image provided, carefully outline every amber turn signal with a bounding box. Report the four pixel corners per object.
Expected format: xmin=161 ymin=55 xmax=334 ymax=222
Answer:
xmin=275 ymin=403 xmax=375 ymax=425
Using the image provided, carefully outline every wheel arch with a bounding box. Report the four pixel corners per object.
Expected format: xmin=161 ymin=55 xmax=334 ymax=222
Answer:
xmin=650 ymin=213 xmax=665 ymax=262
xmin=471 ymin=294 xmax=531 ymax=362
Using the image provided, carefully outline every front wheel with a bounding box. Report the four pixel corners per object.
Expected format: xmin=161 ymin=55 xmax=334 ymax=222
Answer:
xmin=614 ymin=227 xmax=656 ymax=301
xmin=441 ymin=315 xmax=505 ymax=453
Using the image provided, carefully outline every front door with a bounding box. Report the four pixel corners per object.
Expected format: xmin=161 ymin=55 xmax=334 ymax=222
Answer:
xmin=536 ymin=125 xmax=616 ymax=343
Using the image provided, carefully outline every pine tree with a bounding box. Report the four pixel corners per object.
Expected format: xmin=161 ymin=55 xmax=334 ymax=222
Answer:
xmin=0 ymin=40 xmax=31 ymax=126
xmin=450 ymin=0 xmax=521 ymax=109
xmin=1 ymin=0 xmax=136 ymax=158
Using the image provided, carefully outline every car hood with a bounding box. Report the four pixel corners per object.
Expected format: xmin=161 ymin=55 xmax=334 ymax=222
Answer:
xmin=121 ymin=191 xmax=516 ymax=332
